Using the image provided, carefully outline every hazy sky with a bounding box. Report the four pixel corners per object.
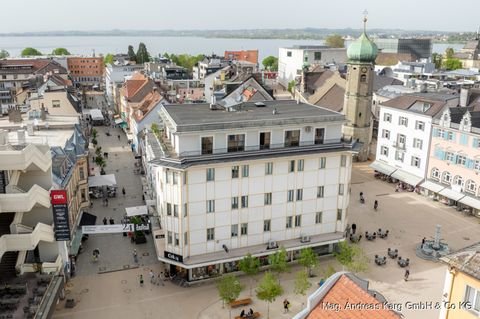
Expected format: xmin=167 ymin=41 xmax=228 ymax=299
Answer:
xmin=1 ymin=0 xmax=479 ymax=33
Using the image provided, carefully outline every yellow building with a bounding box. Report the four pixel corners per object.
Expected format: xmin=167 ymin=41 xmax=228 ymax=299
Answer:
xmin=440 ymin=242 xmax=480 ymax=319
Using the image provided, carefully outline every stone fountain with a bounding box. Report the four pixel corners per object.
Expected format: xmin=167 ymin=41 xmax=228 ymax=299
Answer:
xmin=416 ymin=224 xmax=450 ymax=261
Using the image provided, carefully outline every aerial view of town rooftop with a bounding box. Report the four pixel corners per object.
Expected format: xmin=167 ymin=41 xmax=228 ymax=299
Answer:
xmin=0 ymin=0 xmax=480 ymax=318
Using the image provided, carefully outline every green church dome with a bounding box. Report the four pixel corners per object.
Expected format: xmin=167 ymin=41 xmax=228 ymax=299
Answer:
xmin=347 ymin=31 xmax=378 ymax=63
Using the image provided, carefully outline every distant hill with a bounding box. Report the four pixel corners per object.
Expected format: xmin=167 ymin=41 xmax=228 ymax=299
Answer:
xmin=0 ymin=29 xmax=474 ymax=41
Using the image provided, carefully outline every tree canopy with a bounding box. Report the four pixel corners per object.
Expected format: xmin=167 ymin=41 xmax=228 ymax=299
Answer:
xmin=325 ymin=34 xmax=345 ymax=48
xmin=0 ymin=49 xmax=10 ymax=59
xmin=294 ymin=270 xmax=311 ymax=296
xmin=298 ymin=247 xmax=318 ymax=277
xmin=127 ymin=45 xmax=136 ymax=62
xmin=262 ymin=56 xmax=278 ymax=71
xmin=432 ymin=53 xmax=443 ymax=69
xmin=104 ymin=53 xmax=114 ymax=65
xmin=164 ymin=53 xmax=204 ymax=71
xmin=268 ymin=246 xmax=289 ymax=277
xmin=443 ymin=58 xmax=463 ymax=71
xmin=445 ymin=47 xmax=455 ymax=59
xmin=136 ymin=42 xmax=150 ymax=64
xmin=256 ymin=272 xmax=283 ymax=319
xmin=333 ymin=241 xmax=368 ymax=273
xmin=239 ymin=253 xmax=261 ymax=295
xmin=51 ymin=48 xmax=71 ymax=55
xmin=217 ymin=274 xmax=243 ymax=308
xmin=21 ymin=47 xmax=42 ymax=56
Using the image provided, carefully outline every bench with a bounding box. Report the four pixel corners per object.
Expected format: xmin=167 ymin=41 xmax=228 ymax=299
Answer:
xmin=230 ymin=298 xmax=252 ymax=308
xmin=235 ymin=312 xmax=261 ymax=319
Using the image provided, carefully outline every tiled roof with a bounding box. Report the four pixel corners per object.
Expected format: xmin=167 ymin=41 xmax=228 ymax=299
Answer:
xmin=306 ymin=274 xmax=401 ymax=319
xmin=440 ymin=242 xmax=480 ymax=281
xmin=0 ymin=59 xmax=67 ymax=75
xmin=315 ymin=84 xmax=345 ymax=112
xmin=381 ymin=93 xmax=458 ymax=117
xmin=133 ymin=91 xmax=163 ymax=122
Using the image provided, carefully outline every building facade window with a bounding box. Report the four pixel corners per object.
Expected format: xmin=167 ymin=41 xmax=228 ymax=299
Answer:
xmin=201 ymin=136 xmax=213 ymax=154
xmin=167 ymin=231 xmax=172 ymax=244
xmin=166 ymin=203 xmax=172 ymax=216
xmin=79 ymin=167 xmax=85 ymax=180
xmin=411 ymin=156 xmax=421 ymax=168
xmin=466 ymin=180 xmax=477 ymax=194
xmin=231 ymin=166 xmax=239 ymax=178
xmin=383 ymin=113 xmax=392 ymax=122
xmin=475 ymin=160 xmax=480 ymax=171
xmin=52 ymin=100 xmax=61 ymax=108
xmin=294 ymin=215 xmax=302 ymax=227
xmin=338 ymin=184 xmax=344 ymax=195
xmin=413 ymin=138 xmax=423 ymax=149
xmin=442 ymin=172 xmax=452 ymax=184
xmin=264 ymin=193 xmax=272 ymax=205
xmin=340 ymin=155 xmax=347 ymax=167
xmin=285 ymin=130 xmax=300 ymax=147
xmin=260 ymin=132 xmax=271 ymax=149
xmin=241 ymin=196 xmax=249 ymax=208
xmin=227 ymin=134 xmax=245 ymax=152
xmin=337 ymin=209 xmax=342 ymax=221
xmin=173 ymin=204 xmax=178 ymax=217
xmin=395 ymin=151 xmax=404 ymax=162
xmin=463 ymin=285 xmax=480 ymax=313
xmin=319 ymin=157 xmax=326 ymax=169
xmin=314 ymin=52 xmax=322 ymax=60
xmin=231 ymin=224 xmax=238 ymax=237
xmin=415 ymin=121 xmax=425 ymax=131
xmin=263 ymin=220 xmax=271 ymax=232
xmin=231 ymin=197 xmax=239 ymax=209
xmin=382 ymin=129 xmax=390 ymax=139
xmin=289 ymin=160 xmax=295 ymax=173
xmin=317 ymin=186 xmax=324 ymax=198
xmin=287 ymin=190 xmax=294 ymax=202
xmin=297 ymin=159 xmax=304 ymax=171
xmin=207 ymin=200 xmax=215 ymax=213
xmin=207 ymin=228 xmax=215 ymax=241
xmin=453 ymin=175 xmax=464 ymax=186
xmin=397 ymin=134 xmax=406 ymax=149
xmin=265 ymin=162 xmax=273 ymax=175
xmin=242 ymin=165 xmax=249 ymax=177
xmin=315 ymin=211 xmax=323 ymax=224
xmin=446 ymin=152 xmax=454 ymax=162
xmin=184 ymin=204 xmax=188 ymax=217
xmin=286 ymin=216 xmax=293 ymax=228
xmin=399 ymin=116 xmax=408 ymax=127
xmin=241 ymin=223 xmax=248 ymax=235
xmin=184 ymin=232 xmax=188 ymax=245
xmin=174 ymin=233 xmax=179 ymax=246
xmin=381 ymin=146 xmax=389 ymax=156
xmin=315 ymin=128 xmax=325 ymax=144
xmin=431 ymin=168 xmax=440 ymax=180
xmin=206 ymin=168 xmax=215 ymax=181
xmin=456 ymin=155 xmax=466 ymax=166
xmin=296 ymin=189 xmax=303 ymax=201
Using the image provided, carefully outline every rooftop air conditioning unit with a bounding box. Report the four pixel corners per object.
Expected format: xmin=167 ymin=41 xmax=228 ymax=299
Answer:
xmin=267 ymin=240 xmax=278 ymax=250
xmin=300 ymin=235 xmax=311 ymax=243
xmin=304 ymin=126 xmax=312 ymax=133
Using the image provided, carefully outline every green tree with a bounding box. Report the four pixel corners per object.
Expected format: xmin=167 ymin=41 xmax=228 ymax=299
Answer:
xmin=95 ymin=146 xmax=102 ymax=157
xmin=238 ymin=253 xmax=261 ymax=295
xmin=104 ymin=53 xmax=114 ymax=65
xmin=294 ymin=270 xmax=311 ymax=296
xmin=256 ymin=272 xmax=283 ymax=319
xmin=95 ymin=156 xmax=106 ymax=169
xmin=287 ymin=80 xmax=296 ymax=93
xmin=136 ymin=42 xmax=150 ymax=64
xmin=333 ymin=241 xmax=369 ymax=273
xmin=443 ymin=59 xmax=463 ymax=71
xmin=262 ymin=56 xmax=278 ymax=71
xmin=0 ymin=49 xmax=10 ymax=59
xmin=445 ymin=47 xmax=455 ymax=59
xmin=432 ymin=53 xmax=443 ymax=69
xmin=91 ymin=128 xmax=98 ymax=139
xmin=268 ymin=247 xmax=289 ymax=281
xmin=298 ymin=247 xmax=318 ymax=277
xmin=127 ymin=45 xmax=136 ymax=62
xmin=51 ymin=48 xmax=70 ymax=55
xmin=325 ymin=34 xmax=345 ymax=48
xmin=166 ymin=53 xmax=204 ymax=71
xmin=217 ymin=274 xmax=243 ymax=311
xmin=21 ymin=47 xmax=42 ymax=56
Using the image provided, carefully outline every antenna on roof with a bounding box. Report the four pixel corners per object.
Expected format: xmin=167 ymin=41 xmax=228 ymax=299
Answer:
xmin=362 ymin=9 xmax=369 ymax=33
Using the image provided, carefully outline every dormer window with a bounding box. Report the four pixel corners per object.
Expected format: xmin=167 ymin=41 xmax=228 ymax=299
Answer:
xmin=422 ymin=102 xmax=431 ymax=113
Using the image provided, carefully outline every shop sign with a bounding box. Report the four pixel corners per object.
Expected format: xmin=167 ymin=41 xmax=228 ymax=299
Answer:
xmin=164 ymin=251 xmax=183 ymax=263
xmin=82 ymin=224 xmax=134 ymax=234
xmin=135 ymin=224 xmax=150 ymax=231
xmin=51 ymin=190 xmax=71 ymax=241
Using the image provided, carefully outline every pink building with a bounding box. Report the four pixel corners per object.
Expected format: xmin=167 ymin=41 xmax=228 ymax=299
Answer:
xmin=422 ymin=106 xmax=480 ymax=218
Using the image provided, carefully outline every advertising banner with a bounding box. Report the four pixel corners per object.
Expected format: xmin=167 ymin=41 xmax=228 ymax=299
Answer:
xmin=51 ymin=190 xmax=71 ymax=241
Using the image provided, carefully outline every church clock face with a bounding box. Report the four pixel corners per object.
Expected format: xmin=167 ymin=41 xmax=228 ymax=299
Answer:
xmin=361 ymin=67 xmax=367 ymax=73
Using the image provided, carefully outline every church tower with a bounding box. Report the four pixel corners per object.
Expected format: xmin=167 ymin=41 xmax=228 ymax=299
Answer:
xmin=342 ymin=16 xmax=378 ymax=161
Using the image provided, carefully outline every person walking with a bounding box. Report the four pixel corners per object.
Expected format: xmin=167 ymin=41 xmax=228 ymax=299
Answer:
xmin=122 ymin=187 xmax=126 ymax=197
xmin=109 ymin=217 xmax=114 ymax=225
xmin=157 ymin=273 xmax=165 ymax=286
xmin=149 ymin=269 xmax=155 ymax=284
xmin=133 ymin=249 xmax=138 ymax=263
xmin=351 ymin=223 xmax=357 ymax=235
xmin=421 ymin=237 xmax=426 ymax=249
xmin=404 ymin=269 xmax=410 ymax=281
xmin=117 ymin=134 xmax=121 ymax=141
xmin=102 ymin=217 xmax=107 ymax=225
xmin=105 ymin=198 xmax=109 ymax=207
xmin=283 ymin=299 xmax=290 ymax=313
xmin=139 ymin=274 xmax=144 ymax=286
xmin=374 ymin=200 xmax=378 ymax=211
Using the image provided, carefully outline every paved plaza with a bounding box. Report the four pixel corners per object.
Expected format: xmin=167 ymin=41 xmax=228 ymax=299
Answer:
xmin=52 ymin=155 xmax=480 ymax=319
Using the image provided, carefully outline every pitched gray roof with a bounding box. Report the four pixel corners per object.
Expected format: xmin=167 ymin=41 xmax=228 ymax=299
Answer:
xmin=440 ymin=242 xmax=480 ymax=280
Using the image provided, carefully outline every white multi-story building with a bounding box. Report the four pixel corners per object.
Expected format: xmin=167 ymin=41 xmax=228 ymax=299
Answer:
xmin=372 ymin=93 xmax=459 ymax=188
xmin=278 ymin=46 xmax=347 ymax=88
xmin=105 ymin=61 xmax=144 ymax=106
xmin=147 ymin=100 xmax=354 ymax=281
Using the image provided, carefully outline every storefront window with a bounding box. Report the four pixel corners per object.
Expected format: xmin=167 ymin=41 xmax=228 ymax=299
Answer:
xmin=224 ymin=261 xmax=239 ymax=273
xmin=191 ymin=264 xmax=220 ymax=281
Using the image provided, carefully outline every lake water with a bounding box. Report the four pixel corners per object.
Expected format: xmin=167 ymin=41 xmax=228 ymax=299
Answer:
xmin=0 ymin=36 xmax=466 ymax=62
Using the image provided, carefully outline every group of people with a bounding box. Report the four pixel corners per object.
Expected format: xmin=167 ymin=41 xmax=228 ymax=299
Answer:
xmin=239 ymin=308 xmax=255 ymax=318
xmin=102 ymin=217 xmax=115 ymax=225
xmin=138 ymin=269 xmax=170 ymax=287
xmin=359 ymin=192 xmax=379 ymax=210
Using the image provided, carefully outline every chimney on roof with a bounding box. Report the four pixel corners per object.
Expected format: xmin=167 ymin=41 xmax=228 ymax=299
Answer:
xmin=460 ymin=88 xmax=470 ymax=107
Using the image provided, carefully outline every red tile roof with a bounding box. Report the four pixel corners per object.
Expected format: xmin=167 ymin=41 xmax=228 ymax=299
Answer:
xmin=306 ymin=275 xmax=401 ymax=319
